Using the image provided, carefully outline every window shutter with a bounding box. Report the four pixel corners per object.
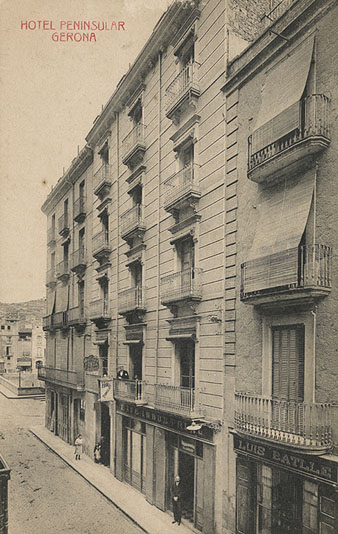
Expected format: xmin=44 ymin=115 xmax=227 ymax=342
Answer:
xmin=272 ymin=329 xmax=280 ymax=397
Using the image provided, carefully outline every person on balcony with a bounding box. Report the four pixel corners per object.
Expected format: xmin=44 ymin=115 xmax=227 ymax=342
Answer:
xmin=117 ymin=366 xmax=129 ymax=380
xmin=172 ymin=475 xmax=182 ymax=526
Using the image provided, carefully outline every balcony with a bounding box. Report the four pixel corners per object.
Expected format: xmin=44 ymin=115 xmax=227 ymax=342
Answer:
xmin=58 ymin=214 xmax=69 ymax=237
xmin=93 ymin=164 xmax=112 ymax=197
xmin=165 ymin=63 xmax=200 ymax=122
xmin=153 ymin=384 xmax=196 ymax=416
xmin=163 ymin=164 xmax=201 ymax=214
xmin=56 ymin=260 xmax=70 ymax=282
xmin=47 ymin=227 xmax=56 ymax=247
xmin=71 ymin=248 xmax=86 ymax=273
xmin=73 ymin=197 xmax=86 ymax=223
xmin=248 ymin=95 xmax=331 ymax=183
xmin=122 ymin=123 xmax=146 ymax=169
xmin=43 ymin=315 xmax=52 ymax=331
xmin=89 ymin=299 xmax=111 ymax=323
xmin=241 ymin=244 xmax=332 ymax=307
xmin=38 ymin=366 xmax=85 ymax=391
xmin=46 ymin=268 xmax=56 ymax=287
xmin=161 ymin=268 xmax=202 ymax=306
xmin=120 ymin=205 xmax=146 ymax=242
xmin=67 ymin=307 xmax=86 ymax=328
xmin=92 ymin=230 xmax=111 ymax=261
xmin=113 ymin=378 xmax=146 ymax=405
xmin=17 ymin=357 xmax=32 ymax=368
xmin=235 ymin=393 xmax=332 ymax=453
xmin=53 ymin=311 xmax=68 ymax=329
xmin=260 ymin=0 xmax=297 ymax=31
xmin=118 ymin=287 xmax=146 ymax=316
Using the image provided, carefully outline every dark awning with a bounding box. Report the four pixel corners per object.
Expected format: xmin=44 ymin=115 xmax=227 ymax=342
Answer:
xmin=252 ymin=36 xmax=315 ymax=153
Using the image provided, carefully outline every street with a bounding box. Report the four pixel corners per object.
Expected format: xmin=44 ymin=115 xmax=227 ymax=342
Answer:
xmin=0 ymin=393 xmax=143 ymax=534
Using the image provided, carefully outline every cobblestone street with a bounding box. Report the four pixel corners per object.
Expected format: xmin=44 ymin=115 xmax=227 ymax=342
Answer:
xmin=0 ymin=393 xmax=143 ymax=534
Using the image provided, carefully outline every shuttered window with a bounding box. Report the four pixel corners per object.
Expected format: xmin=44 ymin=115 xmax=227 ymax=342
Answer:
xmin=272 ymin=325 xmax=304 ymax=401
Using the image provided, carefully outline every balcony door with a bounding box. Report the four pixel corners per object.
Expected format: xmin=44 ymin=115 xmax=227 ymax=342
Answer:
xmin=129 ymin=344 xmax=142 ymax=381
xmin=179 ymin=341 xmax=195 ymax=412
xmin=78 ymin=281 xmax=85 ymax=318
xmin=272 ymin=325 xmax=305 ymax=433
xmin=178 ymin=237 xmax=194 ymax=295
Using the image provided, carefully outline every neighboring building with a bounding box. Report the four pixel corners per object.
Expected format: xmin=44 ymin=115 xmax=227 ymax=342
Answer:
xmin=0 ymin=452 xmax=10 ymax=534
xmin=0 ymin=315 xmax=45 ymax=374
xmin=0 ymin=315 xmax=19 ymax=374
xmin=222 ymin=0 xmax=338 ymax=532
xmin=40 ymin=1 xmax=338 ymax=533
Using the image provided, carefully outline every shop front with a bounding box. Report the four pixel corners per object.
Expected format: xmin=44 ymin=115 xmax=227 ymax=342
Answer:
xmin=115 ymin=400 xmax=217 ymax=534
xmin=234 ymin=434 xmax=338 ymax=534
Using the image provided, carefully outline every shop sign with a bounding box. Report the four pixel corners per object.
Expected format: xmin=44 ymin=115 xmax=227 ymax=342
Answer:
xmin=83 ymin=355 xmax=99 ymax=372
xmin=100 ymin=379 xmax=114 ymax=402
xmin=234 ymin=435 xmax=337 ymax=483
xmin=116 ymin=400 xmax=214 ymax=442
xmin=180 ymin=437 xmax=196 ymax=454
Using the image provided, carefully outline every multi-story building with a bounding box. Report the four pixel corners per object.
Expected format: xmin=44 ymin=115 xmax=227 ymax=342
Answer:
xmin=40 ymin=0 xmax=337 ymax=533
xmin=222 ymin=0 xmax=338 ymax=532
xmin=0 ymin=315 xmax=19 ymax=373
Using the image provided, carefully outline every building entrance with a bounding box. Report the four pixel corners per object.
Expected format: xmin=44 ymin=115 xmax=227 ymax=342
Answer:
xmin=100 ymin=403 xmax=110 ymax=466
xmin=179 ymin=451 xmax=195 ymax=522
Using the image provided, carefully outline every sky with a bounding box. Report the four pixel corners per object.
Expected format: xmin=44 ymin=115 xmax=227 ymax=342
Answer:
xmin=0 ymin=0 xmax=170 ymax=303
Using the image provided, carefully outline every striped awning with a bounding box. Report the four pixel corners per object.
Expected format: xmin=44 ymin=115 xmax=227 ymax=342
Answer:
xmin=252 ymin=36 xmax=315 ymax=153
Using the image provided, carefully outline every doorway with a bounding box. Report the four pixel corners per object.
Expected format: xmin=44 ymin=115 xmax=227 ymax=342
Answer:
xmin=179 ymin=451 xmax=195 ymax=522
xmin=100 ymin=403 xmax=110 ymax=467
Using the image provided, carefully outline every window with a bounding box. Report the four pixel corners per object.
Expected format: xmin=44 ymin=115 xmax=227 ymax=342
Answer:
xmin=129 ymin=344 xmax=143 ymax=381
xmin=99 ymin=141 xmax=109 ymax=165
xmin=102 ymin=279 xmax=109 ymax=316
xmin=6 ymin=347 xmax=10 ymax=356
xmin=78 ymin=281 xmax=85 ymax=316
xmin=63 ymin=242 xmax=69 ymax=271
xmin=177 ymin=236 xmax=195 ymax=274
xmin=129 ymin=99 xmax=142 ymax=127
xmin=51 ymin=213 xmax=55 ymax=233
xmin=272 ymin=325 xmax=305 ymax=402
xmin=51 ymin=251 xmax=55 ymax=273
xmin=1 ymin=325 xmax=4 ymax=330
xmin=64 ymin=198 xmax=68 ymax=225
xmin=7 ymin=325 xmax=11 ymax=330
xmin=179 ymin=340 xmax=195 ymax=390
xmin=79 ymin=180 xmax=85 ymax=202
xmin=176 ymin=31 xmax=194 ymax=69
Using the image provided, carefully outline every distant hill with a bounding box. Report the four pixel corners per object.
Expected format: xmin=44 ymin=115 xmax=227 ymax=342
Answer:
xmin=0 ymin=298 xmax=45 ymax=324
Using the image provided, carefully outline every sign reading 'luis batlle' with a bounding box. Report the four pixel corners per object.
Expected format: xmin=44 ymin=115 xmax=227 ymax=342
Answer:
xmin=234 ymin=435 xmax=337 ymax=483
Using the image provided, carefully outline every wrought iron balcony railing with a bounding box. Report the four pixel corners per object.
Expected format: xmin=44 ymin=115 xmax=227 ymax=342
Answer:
xmin=93 ymin=164 xmax=112 ymax=195
xmin=165 ymin=62 xmax=200 ymax=117
xmin=89 ymin=299 xmax=110 ymax=321
xmin=235 ymin=392 xmax=332 ymax=451
xmin=73 ymin=197 xmax=86 ymax=222
xmin=46 ymin=269 xmax=56 ymax=287
xmin=163 ymin=164 xmax=200 ymax=211
xmin=161 ymin=268 xmax=202 ymax=304
xmin=71 ymin=248 xmax=86 ymax=271
xmin=121 ymin=123 xmax=146 ymax=164
xmin=38 ymin=366 xmax=85 ymax=390
xmin=241 ymin=244 xmax=332 ymax=301
xmin=120 ymin=205 xmax=145 ymax=238
xmin=118 ymin=287 xmax=145 ymax=315
xmin=56 ymin=260 xmax=70 ymax=280
xmin=92 ymin=230 xmax=111 ymax=257
xmin=67 ymin=306 xmax=86 ymax=326
xmin=47 ymin=227 xmax=56 ymax=246
xmin=154 ymin=384 xmax=195 ymax=416
xmin=248 ymin=95 xmax=330 ymax=179
xmin=58 ymin=214 xmax=69 ymax=236
xmin=113 ymin=378 xmax=146 ymax=403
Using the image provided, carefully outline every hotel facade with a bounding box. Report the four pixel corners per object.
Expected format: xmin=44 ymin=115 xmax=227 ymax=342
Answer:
xmin=40 ymin=1 xmax=338 ymax=533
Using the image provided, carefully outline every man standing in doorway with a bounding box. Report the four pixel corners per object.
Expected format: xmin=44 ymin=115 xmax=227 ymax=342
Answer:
xmin=172 ymin=475 xmax=182 ymax=526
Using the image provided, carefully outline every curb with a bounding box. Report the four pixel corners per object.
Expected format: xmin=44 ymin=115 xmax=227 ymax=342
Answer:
xmin=29 ymin=428 xmax=148 ymax=533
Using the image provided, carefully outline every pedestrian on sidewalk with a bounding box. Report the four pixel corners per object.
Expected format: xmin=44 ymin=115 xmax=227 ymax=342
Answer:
xmin=172 ymin=475 xmax=182 ymax=526
xmin=74 ymin=434 xmax=83 ymax=460
xmin=94 ymin=442 xmax=101 ymax=463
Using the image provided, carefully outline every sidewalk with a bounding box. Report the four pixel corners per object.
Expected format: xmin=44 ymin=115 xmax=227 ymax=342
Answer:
xmin=0 ymin=382 xmax=45 ymax=400
xmin=30 ymin=425 xmax=193 ymax=534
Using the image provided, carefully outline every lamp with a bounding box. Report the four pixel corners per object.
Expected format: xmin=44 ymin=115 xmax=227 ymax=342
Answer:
xmin=186 ymin=421 xmax=202 ymax=432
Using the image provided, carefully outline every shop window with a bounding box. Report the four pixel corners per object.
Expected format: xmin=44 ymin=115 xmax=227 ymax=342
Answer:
xmin=124 ymin=417 xmax=146 ymax=494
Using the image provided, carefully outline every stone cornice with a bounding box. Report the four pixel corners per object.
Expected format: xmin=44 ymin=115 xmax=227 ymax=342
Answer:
xmin=41 ymin=145 xmax=93 ymax=215
xmin=86 ymin=1 xmax=200 ymax=147
xmin=222 ymin=0 xmax=334 ymax=95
